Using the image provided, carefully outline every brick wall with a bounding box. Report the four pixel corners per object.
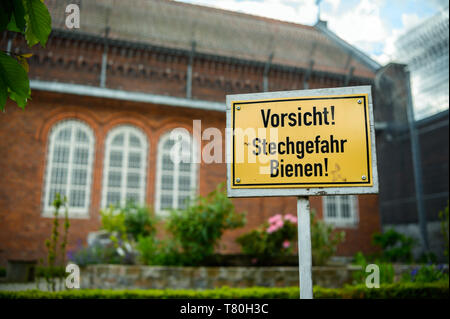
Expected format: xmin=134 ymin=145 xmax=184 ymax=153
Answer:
xmin=0 ymin=89 xmax=381 ymax=266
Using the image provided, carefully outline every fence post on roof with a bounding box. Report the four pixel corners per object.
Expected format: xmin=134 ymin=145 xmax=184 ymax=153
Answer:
xmin=263 ymin=53 xmax=273 ymax=92
xmin=186 ymin=41 xmax=196 ymax=99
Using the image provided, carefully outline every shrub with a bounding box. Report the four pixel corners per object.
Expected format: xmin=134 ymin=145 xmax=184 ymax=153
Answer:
xmin=372 ymin=229 xmax=415 ymax=263
xmin=310 ymin=210 xmax=345 ymax=266
xmin=69 ymin=244 xmax=124 ymax=267
xmin=439 ymin=203 xmax=449 ymax=261
xmin=166 ymin=183 xmax=246 ymax=265
xmin=0 ymin=282 xmax=448 ymax=299
xmin=236 ymin=213 xmax=298 ymax=263
xmin=0 ymin=266 xmax=6 ymax=277
xmin=352 ymin=252 xmax=395 ymax=285
xmin=401 ymin=264 xmax=449 ymax=283
xmin=237 ymin=210 xmax=345 ymax=266
xmin=136 ymin=236 xmax=183 ymax=266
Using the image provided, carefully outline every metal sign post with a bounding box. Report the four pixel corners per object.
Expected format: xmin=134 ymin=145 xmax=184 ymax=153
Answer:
xmin=297 ymin=196 xmax=313 ymax=299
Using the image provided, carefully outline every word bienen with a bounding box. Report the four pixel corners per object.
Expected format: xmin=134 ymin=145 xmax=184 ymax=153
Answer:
xmin=261 ymin=106 xmax=335 ymax=128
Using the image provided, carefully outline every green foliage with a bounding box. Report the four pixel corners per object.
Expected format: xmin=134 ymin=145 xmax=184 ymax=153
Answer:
xmin=69 ymin=245 xmax=124 ymax=267
xmin=352 ymin=252 xmax=395 ymax=285
xmin=0 ymin=282 xmax=448 ymax=299
xmin=401 ymin=264 xmax=449 ymax=283
xmin=0 ymin=0 xmax=52 ymax=110
xmin=166 ymin=183 xmax=246 ymax=265
xmin=100 ymin=202 xmax=156 ymax=244
xmin=236 ymin=213 xmax=297 ymax=263
xmin=372 ymin=229 xmax=415 ymax=263
xmin=237 ymin=210 xmax=344 ymax=266
xmin=40 ymin=193 xmax=70 ymax=291
xmin=0 ymin=267 xmax=6 ymax=277
xmin=310 ymin=210 xmax=345 ymax=266
xmin=136 ymin=236 xmax=183 ymax=266
xmin=439 ymin=203 xmax=449 ymax=261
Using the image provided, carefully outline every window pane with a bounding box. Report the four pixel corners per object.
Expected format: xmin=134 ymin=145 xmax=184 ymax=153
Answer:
xmin=161 ymin=174 xmax=173 ymax=190
xmin=108 ymin=171 xmax=122 ymax=187
xmin=161 ymin=195 xmax=173 ymax=210
xmin=76 ymin=129 xmax=88 ymax=143
xmin=128 ymin=152 xmax=141 ymax=168
xmin=72 ymin=169 xmax=87 ymax=186
xmin=326 ymin=197 xmax=337 ymax=218
xmin=73 ymin=147 xmax=89 ymax=165
xmin=178 ymin=175 xmax=191 ymax=191
xmin=129 ymin=134 xmax=141 ymax=147
xmin=48 ymin=188 xmax=66 ymax=205
xmin=163 ymin=139 xmax=175 ymax=151
xmin=110 ymin=151 xmax=123 ymax=167
xmin=109 ymin=151 xmax=123 ymax=167
xmin=162 ymin=154 xmax=174 ymax=170
xmin=112 ymin=134 xmax=124 ymax=146
xmin=179 ymin=162 xmax=191 ymax=172
xmin=126 ymin=192 xmax=139 ymax=203
xmin=106 ymin=192 xmax=121 ymax=206
xmin=341 ymin=196 xmax=351 ymax=218
xmin=50 ymin=167 xmax=68 ymax=185
xmin=70 ymin=190 xmax=85 ymax=207
xmin=127 ymin=173 xmax=140 ymax=189
xmin=56 ymin=128 xmax=71 ymax=141
xmin=178 ymin=195 xmax=190 ymax=209
xmin=53 ymin=146 xmax=70 ymax=163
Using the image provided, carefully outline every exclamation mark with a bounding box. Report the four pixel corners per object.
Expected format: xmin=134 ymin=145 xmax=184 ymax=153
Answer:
xmin=330 ymin=105 xmax=335 ymax=125
xmin=324 ymin=158 xmax=328 ymax=176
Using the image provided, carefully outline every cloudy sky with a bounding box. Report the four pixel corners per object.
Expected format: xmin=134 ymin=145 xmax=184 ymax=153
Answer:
xmin=175 ymin=0 xmax=448 ymax=65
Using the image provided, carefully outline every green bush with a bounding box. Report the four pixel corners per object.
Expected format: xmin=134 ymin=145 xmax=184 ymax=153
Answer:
xmin=401 ymin=264 xmax=449 ymax=283
xmin=0 ymin=282 xmax=447 ymax=299
xmin=352 ymin=252 xmax=395 ymax=285
xmin=236 ymin=213 xmax=298 ymax=263
xmin=136 ymin=236 xmax=183 ymax=266
xmin=101 ymin=202 xmax=157 ymax=244
xmin=310 ymin=210 xmax=345 ymax=266
xmin=439 ymin=203 xmax=449 ymax=261
xmin=0 ymin=266 xmax=6 ymax=277
xmin=165 ymin=183 xmax=246 ymax=265
xmin=69 ymin=245 xmax=124 ymax=267
xmin=372 ymin=229 xmax=415 ymax=263
xmin=237 ymin=210 xmax=344 ymax=266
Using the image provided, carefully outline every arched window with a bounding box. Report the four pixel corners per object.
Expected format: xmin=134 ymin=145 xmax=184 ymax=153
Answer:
xmin=155 ymin=130 xmax=199 ymax=215
xmin=43 ymin=120 xmax=95 ymax=216
xmin=102 ymin=125 xmax=148 ymax=207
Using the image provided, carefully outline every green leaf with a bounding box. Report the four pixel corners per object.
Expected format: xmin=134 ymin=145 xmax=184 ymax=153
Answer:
xmin=7 ymin=14 xmax=22 ymax=33
xmin=0 ymin=52 xmax=30 ymax=109
xmin=24 ymin=0 xmax=51 ymax=47
xmin=12 ymin=0 xmax=26 ymax=31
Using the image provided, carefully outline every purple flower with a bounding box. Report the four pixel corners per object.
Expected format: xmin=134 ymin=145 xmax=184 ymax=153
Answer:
xmin=411 ymin=268 xmax=419 ymax=277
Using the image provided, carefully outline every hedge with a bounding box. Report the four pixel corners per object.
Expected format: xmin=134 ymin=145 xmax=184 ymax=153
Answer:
xmin=0 ymin=282 xmax=448 ymax=299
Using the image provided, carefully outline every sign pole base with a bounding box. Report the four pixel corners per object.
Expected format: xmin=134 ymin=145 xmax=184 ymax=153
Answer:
xmin=297 ymin=196 xmax=313 ymax=299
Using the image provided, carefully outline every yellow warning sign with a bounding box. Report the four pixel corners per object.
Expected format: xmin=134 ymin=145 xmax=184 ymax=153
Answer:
xmin=230 ymin=93 xmax=374 ymax=189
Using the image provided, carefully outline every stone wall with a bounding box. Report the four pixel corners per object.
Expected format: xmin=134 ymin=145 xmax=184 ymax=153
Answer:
xmin=80 ymin=265 xmax=363 ymax=289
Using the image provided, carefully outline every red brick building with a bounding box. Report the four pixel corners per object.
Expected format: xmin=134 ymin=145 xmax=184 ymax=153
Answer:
xmin=0 ymin=0 xmax=384 ymax=266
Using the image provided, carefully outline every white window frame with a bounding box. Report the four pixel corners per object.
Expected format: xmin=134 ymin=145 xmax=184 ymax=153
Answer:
xmin=42 ymin=119 xmax=95 ymax=218
xmin=155 ymin=131 xmax=199 ymax=216
xmin=322 ymin=195 xmax=359 ymax=228
xmin=101 ymin=125 xmax=148 ymax=208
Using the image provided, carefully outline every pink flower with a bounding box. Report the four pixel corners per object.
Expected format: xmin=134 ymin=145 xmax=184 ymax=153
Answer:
xmin=266 ymin=225 xmax=277 ymax=233
xmin=284 ymin=214 xmax=297 ymax=224
xmin=268 ymin=214 xmax=282 ymax=224
xmin=283 ymin=240 xmax=291 ymax=248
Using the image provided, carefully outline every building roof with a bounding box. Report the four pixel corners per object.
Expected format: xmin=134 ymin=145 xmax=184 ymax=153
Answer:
xmin=47 ymin=0 xmax=378 ymax=78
